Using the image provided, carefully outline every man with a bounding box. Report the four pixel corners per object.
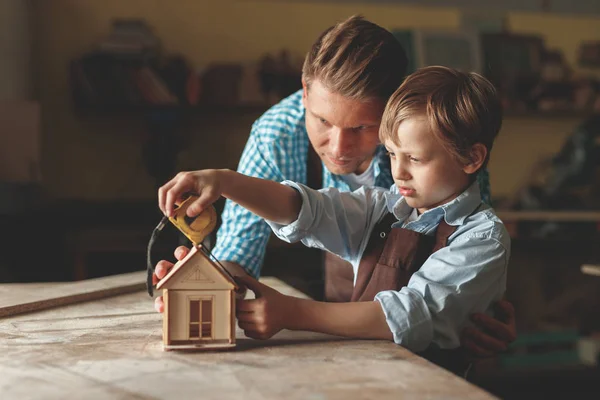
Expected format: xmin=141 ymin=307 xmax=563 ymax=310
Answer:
xmin=156 ymin=15 xmax=516 ymax=360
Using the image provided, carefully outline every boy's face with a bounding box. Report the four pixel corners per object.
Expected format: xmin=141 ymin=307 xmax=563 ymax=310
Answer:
xmin=384 ymin=116 xmax=473 ymax=214
xmin=302 ymin=79 xmax=385 ymax=175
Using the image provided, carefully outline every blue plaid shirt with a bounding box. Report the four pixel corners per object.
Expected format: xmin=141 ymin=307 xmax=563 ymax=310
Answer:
xmin=212 ymin=90 xmax=492 ymax=278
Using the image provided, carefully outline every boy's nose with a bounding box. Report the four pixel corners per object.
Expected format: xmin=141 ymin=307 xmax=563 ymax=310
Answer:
xmin=393 ymin=163 xmax=411 ymax=181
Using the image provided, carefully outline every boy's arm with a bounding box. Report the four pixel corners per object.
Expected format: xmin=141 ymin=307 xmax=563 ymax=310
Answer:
xmin=159 ymin=169 xmax=301 ymax=225
xmin=236 ymin=275 xmax=392 ymax=340
xmin=287 ymin=298 xmax=393 ymax=339
xmin=266 ymin=183 xmax=390 ymax=263
xmin=220 ymin=170 xmax=302 ymax=224
xmin=237 ymin=226 xmax=508 ymax=346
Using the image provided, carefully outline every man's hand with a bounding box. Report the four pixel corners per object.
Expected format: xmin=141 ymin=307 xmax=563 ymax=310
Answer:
xmin=158 ymin=170 xmax=225 ymax=218
xmin=461 ymin=299 xmax=517 ymax=358
xmin=152 ymin=246 xmax=190 ymax=313
xmin=235 ymin=274 xmax=292 ymax=340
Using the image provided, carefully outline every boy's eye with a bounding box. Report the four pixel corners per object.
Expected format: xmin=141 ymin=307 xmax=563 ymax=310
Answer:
xmin=409 ymin=155 xmax=420 ymax=162
xmin=319 ymin=118 xmax=329 ymax=126
xmin=386 ymin=151 xmax=395 ymax=158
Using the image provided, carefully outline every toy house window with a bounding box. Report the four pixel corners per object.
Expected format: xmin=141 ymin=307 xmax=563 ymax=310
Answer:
xmin=189 ymin=298 xmax=213 ymax=339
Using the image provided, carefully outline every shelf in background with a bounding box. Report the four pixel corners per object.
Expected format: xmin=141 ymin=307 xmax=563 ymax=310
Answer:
xmin=72 ymin=102 xmax=271 ymax=116
xmin=73 ymin=103 xmax=597 ymax=119
xmin=497 ymin=210 xmax=600 ymax=241
xmin=503 ymin=110 xmax=598 ymax=119
xmin=497 ymin=210 xmax=600 ymax=222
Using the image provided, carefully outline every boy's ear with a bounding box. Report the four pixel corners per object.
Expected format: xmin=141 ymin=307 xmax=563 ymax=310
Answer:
xmin=463 ymin=143 xmax=487 ymax=174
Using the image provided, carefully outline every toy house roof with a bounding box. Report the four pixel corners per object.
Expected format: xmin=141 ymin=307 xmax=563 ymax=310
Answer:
xmin=156 ymin=245 xmax=239 ymax=290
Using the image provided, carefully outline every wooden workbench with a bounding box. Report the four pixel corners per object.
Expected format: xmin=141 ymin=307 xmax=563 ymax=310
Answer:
xmin=0 ymin=272 xmax=496 ymax=399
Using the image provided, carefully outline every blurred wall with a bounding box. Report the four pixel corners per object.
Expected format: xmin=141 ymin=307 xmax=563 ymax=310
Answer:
xmin=0 ymin=0 xmax=33 ymax=101
xmin=32 ymin=0 xmax=600 ymax=201
xmin=0 ymin=0 xmax=40 ymax=188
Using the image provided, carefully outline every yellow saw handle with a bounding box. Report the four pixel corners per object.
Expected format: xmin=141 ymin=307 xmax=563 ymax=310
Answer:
xmin=169 ymin=196 xmax=217 ymax=245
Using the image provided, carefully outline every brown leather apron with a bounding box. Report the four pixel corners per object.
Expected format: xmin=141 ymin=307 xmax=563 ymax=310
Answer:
xmin=351 ymin=212 xmax=456 ymax=301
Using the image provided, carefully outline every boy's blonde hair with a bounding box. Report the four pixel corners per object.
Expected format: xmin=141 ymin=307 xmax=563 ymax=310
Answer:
xmin=302 ymin=15 xmax=407 ymax=102
xmin=380 ymin=66 xmax=502 ymax=169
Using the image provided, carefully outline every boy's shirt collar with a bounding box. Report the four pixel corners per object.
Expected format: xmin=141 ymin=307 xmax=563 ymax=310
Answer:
xmin=386 ymin=181 xmax=483 ymax=229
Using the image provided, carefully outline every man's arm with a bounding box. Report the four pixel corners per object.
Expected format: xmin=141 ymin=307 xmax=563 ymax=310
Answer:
xmin=462 ymin=299 xmax=517 ymax=357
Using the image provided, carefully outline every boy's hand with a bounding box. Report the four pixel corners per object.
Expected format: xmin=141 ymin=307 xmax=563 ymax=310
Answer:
xmin=235 ymin=275 xmax=291 ymax=340
xmin=461 ymin=299 xmax=517 ymax=358
xmin=158 ymin=169 xmax=225 ymax=218
xmin=152 ymin=246 xmax=190 ymax=313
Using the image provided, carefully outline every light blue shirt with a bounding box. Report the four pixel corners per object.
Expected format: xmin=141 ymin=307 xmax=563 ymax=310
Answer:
xmin=267 ymin=181 xmax=510 ymax=352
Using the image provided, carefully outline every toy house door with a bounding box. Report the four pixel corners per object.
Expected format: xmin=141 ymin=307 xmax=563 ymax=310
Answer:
xmin=189 ymin=297 xmax=213 ymax=340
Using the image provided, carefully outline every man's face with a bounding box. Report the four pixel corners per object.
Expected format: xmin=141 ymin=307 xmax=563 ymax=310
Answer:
xmin=303 ymin=79 xmax=384 ymax=175
xmin=384 ymin=116 xmax=472 ymax=214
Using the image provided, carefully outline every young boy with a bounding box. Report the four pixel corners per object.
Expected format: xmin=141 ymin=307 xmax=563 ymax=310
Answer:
xmin=157 ymin=66 xmax=509 ymax=365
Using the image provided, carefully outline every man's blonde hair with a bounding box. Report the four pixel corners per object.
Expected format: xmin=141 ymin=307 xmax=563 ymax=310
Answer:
xmin=302 ymin=15 xmax=407 ymax=101
xmin=380 ymin=66 xmax=503 ymax=169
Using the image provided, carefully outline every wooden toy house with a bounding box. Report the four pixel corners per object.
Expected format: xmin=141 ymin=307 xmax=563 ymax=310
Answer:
xmin=156 ymin=244 xmax=238 ymax=350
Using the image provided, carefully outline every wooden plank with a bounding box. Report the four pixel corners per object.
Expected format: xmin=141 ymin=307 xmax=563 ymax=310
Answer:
xmin=0 ymin=272 xmax=307 ymax=320
xmin=0 ymin=280 xmax=497 ymax=399
xmin=0 ymin=271 xmax=146 ymax=318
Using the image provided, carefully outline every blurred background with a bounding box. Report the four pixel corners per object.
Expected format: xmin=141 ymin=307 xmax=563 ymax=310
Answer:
xmin=1 ymin=0 xmax=600 ymax=398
